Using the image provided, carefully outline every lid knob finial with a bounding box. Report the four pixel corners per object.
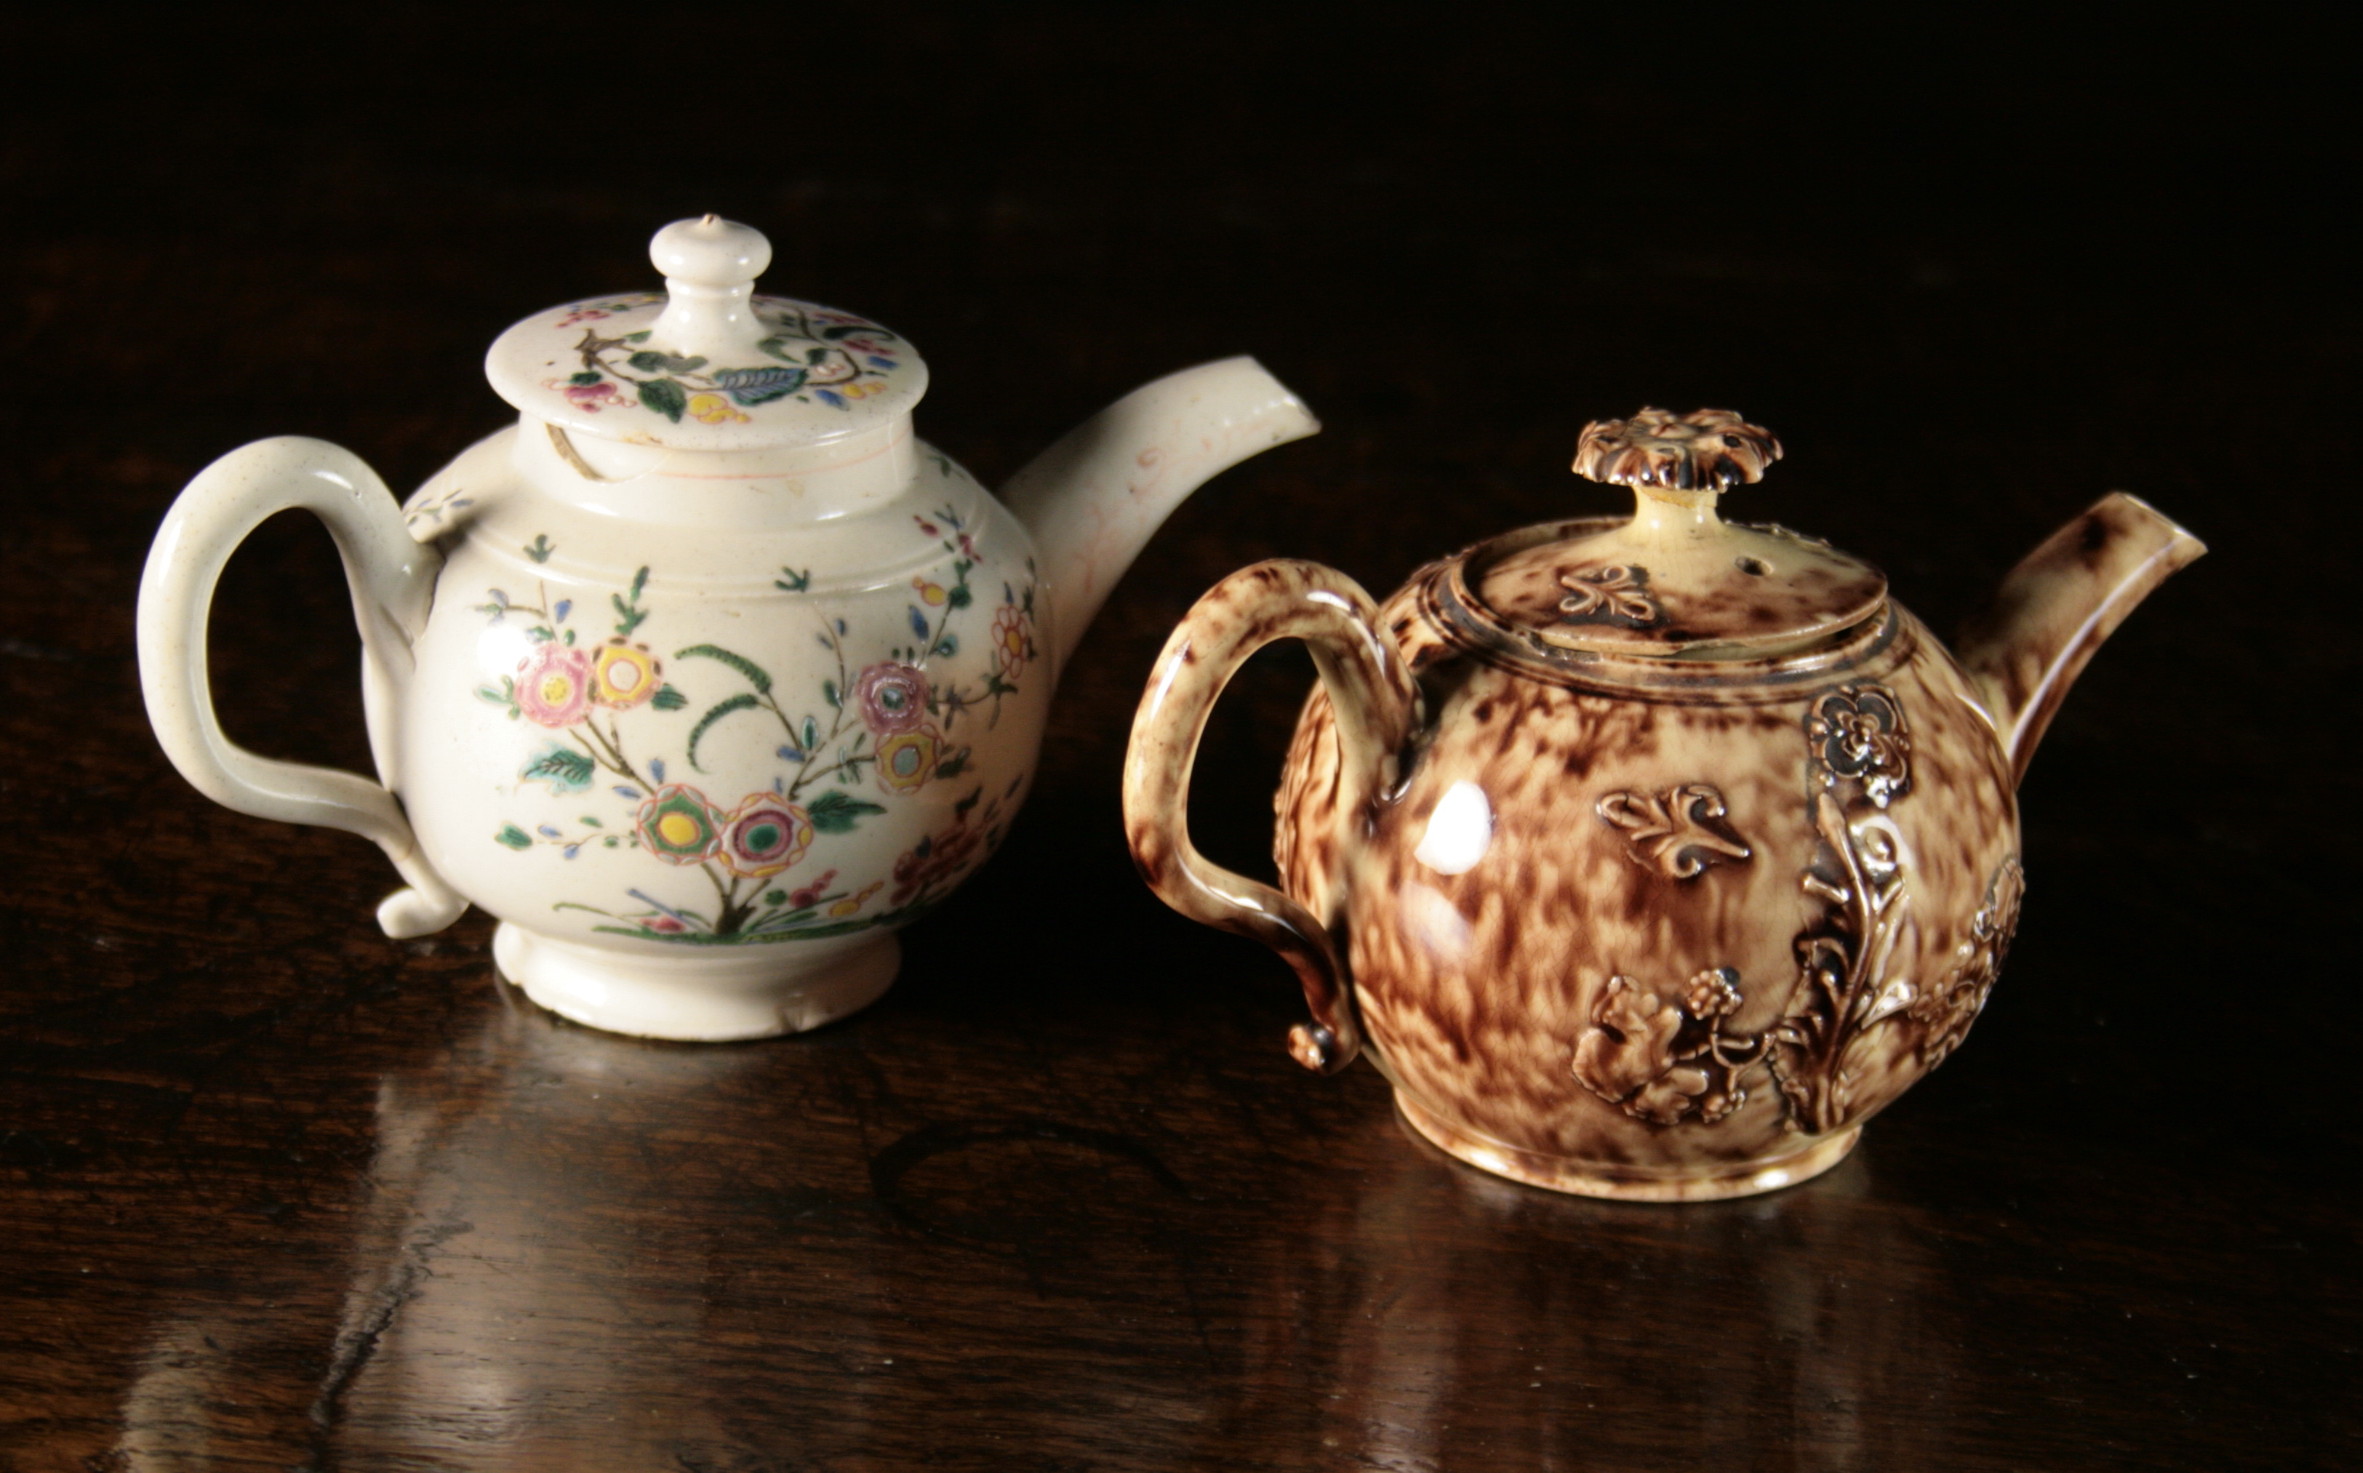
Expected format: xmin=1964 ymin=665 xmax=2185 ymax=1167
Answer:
xmin=647 ymin=215 xmax=773 ymax=358
xmin=1573 ymin=408 xmax=1782 ymax=510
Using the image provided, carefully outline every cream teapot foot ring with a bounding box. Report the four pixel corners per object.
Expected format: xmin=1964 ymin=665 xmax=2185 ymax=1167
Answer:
xmin=493 ymin=923 xmax=899 ymax=1041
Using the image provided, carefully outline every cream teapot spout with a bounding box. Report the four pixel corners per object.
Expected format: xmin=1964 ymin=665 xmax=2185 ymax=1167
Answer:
xmin=1958 ymin=492 xmax=2207 ymax=786
xmin=1001 ymin=357 xmax=1319 ymax=676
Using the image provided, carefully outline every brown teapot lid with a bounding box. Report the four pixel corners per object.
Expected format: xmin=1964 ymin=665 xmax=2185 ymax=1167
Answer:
xmin=1471 ymin=409 xmax=1887 ymax=658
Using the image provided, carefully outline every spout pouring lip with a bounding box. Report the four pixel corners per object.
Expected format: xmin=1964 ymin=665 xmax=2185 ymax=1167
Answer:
xmin=1001 ymin=355 xmax=1322 ymax=679
xmin=1959 ymin=490 xmax=2207 ymax=787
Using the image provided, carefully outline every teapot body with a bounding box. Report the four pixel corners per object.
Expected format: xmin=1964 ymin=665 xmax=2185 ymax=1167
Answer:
xmin=1273 ymin=538 xmax=2021 ymax=1199
xmin=1124 ymin=407 xmax=2199 ymax=1200
xmin=378 ymin=422 xmax=1051 ymax=1036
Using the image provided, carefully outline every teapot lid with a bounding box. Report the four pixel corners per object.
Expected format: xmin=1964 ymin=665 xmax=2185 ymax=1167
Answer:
xmin=1468 ymin=409 xmax=1887 ymax=659
xmin=484 ymin=216 xmax=927 ymax=452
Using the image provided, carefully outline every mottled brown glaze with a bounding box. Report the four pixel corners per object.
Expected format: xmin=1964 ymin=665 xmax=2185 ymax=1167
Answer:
xmin=1125 ymin=429 xmax=2202 ymax=1201
xmin=1959 ymin=492 xmax=2206 ymax=784
xmin=1123 ymin=560 xmax=1419 ymax=1073
xmin=1269 ymin=559 xmax=2019 ymax=1198
xmin=1477 ymin=517 xmax=1888 ymax=655
xmin=1574 ymin=408 xmax=1783 ymax=493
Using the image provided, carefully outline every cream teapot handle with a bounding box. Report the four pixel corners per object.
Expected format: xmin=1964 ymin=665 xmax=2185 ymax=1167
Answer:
xmin=1121 ymin=560 xmax=1417 ymax=1074
xmin=138 ymin=437 xmax=467 ymax=939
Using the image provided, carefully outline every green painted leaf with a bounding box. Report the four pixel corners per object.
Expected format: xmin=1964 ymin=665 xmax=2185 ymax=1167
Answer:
xmin=676 ymin=644 xmax=773 ymax=695
xmin=569 ymin=371 xmax=603 ymax=386
xmin=651 ymin=683 xmax=688 ymax=711
xmin=639 ymin=378 xmax=688 ymax=422
xmin=802 ymin=716 xmax=818 ymax=750
xmin=807 ymin=789 xmax=886 ymax=834
xmin=686 ymin=693 xmax=761 ymax=771
xmin=523 ymin=747 xmax=595 ymax=788
xmin=628 ymin=350 xmax=709 ymax=374
xmin=946 ymin=583 xmax=973 ymax=609
xmin=935 ymin=751 xmax=969 ymax=779
xmin=821 ymin=678 xmax=839 ymax=708
xmin=611 ymin=593 xmax=649 ymax=637
xmin=495 ymin=824 xmax=532 ymax=849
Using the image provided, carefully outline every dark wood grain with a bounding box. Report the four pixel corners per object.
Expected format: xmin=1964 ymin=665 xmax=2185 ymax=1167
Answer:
xmin=2 ymin=9 xmax=2355 ymax=1468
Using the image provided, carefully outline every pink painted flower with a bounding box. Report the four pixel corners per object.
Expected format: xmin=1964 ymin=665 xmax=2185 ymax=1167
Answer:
xmin=515 ymin=643 xmax=594 ymax=727
xmin=564 ymin=380 xmax=624 ymax=412
xmin=853 ymin=662 xmax=930 ymax=734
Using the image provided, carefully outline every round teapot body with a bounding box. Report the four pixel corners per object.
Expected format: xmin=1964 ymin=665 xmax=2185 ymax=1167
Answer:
xmin=378 ymin=422 xmax=1052 ymax=1039
xmin=1276 ymin=562 xmax=2023 ymax=1200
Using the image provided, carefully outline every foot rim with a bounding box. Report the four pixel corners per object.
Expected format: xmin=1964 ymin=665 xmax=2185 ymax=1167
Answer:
xmin=492 ymin=922 xmax=899 ymax=1042
xmin=1394 ymin=1090 xmax=1861 ymax=1202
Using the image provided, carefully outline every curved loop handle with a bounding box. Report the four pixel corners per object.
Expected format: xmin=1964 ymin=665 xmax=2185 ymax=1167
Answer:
xmin=138 ymin=436 xmax=467 ymax=939
xmin=1122 ymin=560 xmax=1418 ymax=1074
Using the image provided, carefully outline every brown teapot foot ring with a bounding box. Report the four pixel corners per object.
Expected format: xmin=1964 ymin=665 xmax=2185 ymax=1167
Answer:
xmin=1393 ymin=1091 xmax=1860 ymax=1202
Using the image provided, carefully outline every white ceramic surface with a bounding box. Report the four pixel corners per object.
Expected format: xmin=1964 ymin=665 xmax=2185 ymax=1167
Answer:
xmin=139 ymin=217 xmax=1317 ymax=1040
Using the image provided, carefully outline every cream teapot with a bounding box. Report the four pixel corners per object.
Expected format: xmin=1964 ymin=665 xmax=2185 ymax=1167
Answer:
xmin=1123 ymin=409 xmax=2202 ymax=1200
xmin=139 ymin=216 xmax=1316 ymax=1041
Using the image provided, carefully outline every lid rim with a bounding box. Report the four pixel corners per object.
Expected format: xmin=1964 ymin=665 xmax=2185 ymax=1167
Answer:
xmin=1449 ymin=516 xmax=1893 ymax=666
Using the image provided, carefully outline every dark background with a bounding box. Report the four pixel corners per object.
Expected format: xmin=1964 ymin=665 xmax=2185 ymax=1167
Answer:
xmin=2 ymin=8 xmax=2355 ymax=1468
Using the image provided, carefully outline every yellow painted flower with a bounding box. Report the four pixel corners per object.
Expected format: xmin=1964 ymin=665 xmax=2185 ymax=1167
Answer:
xmin=912 ymin=577 xmax=948 ymax=607
xmin=688 ymin=393 xmax=750 ymax=425
xmin=875 ymin=725 xmax=940 ymax=793
xmin=591 ymin=640 xmax=661 ymax=708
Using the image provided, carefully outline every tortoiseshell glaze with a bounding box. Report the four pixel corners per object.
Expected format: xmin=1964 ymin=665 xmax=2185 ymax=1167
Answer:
xmin=1124 ymin=476 xmax=2201 ymax=1201
xmin=1274 ymin=546 xmax=2020 ymax=1199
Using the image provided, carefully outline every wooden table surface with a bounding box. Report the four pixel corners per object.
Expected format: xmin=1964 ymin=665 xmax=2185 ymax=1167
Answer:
xmin=3 ymin=12 xmax=2354 ymax=1469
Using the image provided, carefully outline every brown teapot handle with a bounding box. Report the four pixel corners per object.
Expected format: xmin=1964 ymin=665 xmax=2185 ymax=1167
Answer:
xmin=1121 ymin=560 xmax=1418 ymax=1074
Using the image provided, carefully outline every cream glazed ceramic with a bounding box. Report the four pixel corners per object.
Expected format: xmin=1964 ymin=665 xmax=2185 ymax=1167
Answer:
xmin=1124 ymin=409 xmax=2204 ymax=1200
xmin=140 ymin=216 xmax=1318 ymax=1041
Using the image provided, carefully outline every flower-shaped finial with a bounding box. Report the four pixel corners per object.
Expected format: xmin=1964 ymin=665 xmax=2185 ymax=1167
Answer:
xmin=1573 ymin=408 xmax=1783 ymax=498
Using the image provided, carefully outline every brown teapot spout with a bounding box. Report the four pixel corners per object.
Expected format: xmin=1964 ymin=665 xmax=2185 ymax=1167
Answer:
xmin=1958 ymin=492 xmax=2205 ymax=787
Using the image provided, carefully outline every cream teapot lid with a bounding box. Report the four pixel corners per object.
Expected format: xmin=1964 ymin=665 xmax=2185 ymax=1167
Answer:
xmin=484 ymin=215 xmax=928 ymax=452
xmin=1470 ymin=408 xmax=1888 ymax=659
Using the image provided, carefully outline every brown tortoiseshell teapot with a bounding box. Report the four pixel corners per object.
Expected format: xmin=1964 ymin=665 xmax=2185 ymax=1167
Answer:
xmin=1122 ymin=409 xmax=2203 ymax=1200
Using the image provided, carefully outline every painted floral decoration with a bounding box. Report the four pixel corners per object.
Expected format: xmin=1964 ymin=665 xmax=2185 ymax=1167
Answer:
xmin=516 ymin=644 xmax=595 ymax=727
xmin=875 ymin=727 xmax=942 ymax=794
xmin=638 ymin=785 xmax=722 ymax=865
xmin=592 ymin=640 xmax=662 ymax=709
xmin=854 ymin=662 xmax=930 ymax=734
xmin=990 ymin=604 xmax=1034 ymax=680
xmin=477 ymin=507 xmax=1037 ymax=948
xmin=546 ymin=300 xmax=906 ymax=426
xmin=719 ymin=795 xmax=814 ymax=879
